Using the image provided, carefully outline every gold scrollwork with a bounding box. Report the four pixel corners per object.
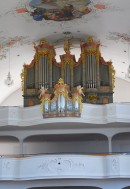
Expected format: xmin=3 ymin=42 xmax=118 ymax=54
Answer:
xmin=110 ymin=64 xmax=116 ymax=89
xmin=72 ymin=92 xmax=83 ymax=112
xmin=64 ymin=38 xmax=71 ymax=54
xmin=86 ymin=94 xmax=97 ymax=103
xmin=40 ymin=96 xmax=51 ymax=112
xmin=20 ymin=68 xmax=26 ymax=93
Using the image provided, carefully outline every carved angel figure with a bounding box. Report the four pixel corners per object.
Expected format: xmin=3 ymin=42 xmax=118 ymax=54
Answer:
xmin=39 ymin=86 xmax=48 ymax=98
xmin=77 ymin=85 xmax=85 ymax=96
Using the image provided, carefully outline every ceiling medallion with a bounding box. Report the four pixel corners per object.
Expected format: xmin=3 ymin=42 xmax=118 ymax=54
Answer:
xmin=29 ymin=0 xmax=91 ymax=21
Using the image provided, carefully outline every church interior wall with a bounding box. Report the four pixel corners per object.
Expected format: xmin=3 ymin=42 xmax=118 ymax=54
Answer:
xmin=23 ymin=134 xmax=108 ymax=154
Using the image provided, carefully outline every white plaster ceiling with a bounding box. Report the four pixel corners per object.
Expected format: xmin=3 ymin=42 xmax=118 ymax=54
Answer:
xmin=0 ymin=0 xmax=130 ymax=105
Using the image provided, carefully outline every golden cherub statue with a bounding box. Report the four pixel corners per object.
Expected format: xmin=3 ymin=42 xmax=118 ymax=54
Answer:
xmin=77 ymin=85 xmax=85 ymax=96
xmin=39 ymin=86 xmax=48 ymax=98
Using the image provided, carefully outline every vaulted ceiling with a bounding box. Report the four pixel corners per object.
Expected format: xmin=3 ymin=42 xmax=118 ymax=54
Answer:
xmin=0 ymin=0 xmax=130 ymax=105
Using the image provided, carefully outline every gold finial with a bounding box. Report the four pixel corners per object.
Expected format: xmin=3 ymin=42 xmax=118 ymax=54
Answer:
xmin=58 ymin=78 xmax=64 ymax=84
xmin=40 ymin=38 xmax=46 ymax=44
xmin=64 ymin=39 xmax=71 ymax=54
xmin=87 ymin=36 xmax=93 ymax=42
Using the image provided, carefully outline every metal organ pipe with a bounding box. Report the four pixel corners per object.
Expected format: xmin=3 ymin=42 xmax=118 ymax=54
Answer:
xmin=46 ymin=58 xmax=48 ymax=87
xmin=43 ymin=57 xmax=45 ymax=87
xmin=94 ymin=55 xmax=97 ymax=88
xmin=46 ymin=58 xmax=49 ymax=88
xmin=42 ymin=57 xmax=44 ymax=87
xmin=89 ymin=54 xmax=91 ymax=88
xmin=65 ymin=64 xmax=67 ymax=84
xmin=87 ymin=55 xmax=89 ymax=88
xmin=86 ymin=54 xmax=97 ymax=88
xmin=90 ymin=54 xmax=92 ymax=88
xmin=67 ymin=64 xmax=68 ymax=84
xmin=41 ymin=57 xmax=43 ymax=87
xmin=41 ymin=59 xmax=42 ymax=87
xmin=44 ymin=57 xmax=46 ymax=87
xmin=88 ymin=55 xmax=90 ymax=88
xmin=45 ymin=57 xmax=46 ymax=87
xmin=92 ymin=55 xmax=95 ymax=88
xmin=89 ymin=54 xmax=92 ymax=88
xmin=92 ymin=54 xmax=93 ymax=88
xmin=66 ymin=65 xmax=68 ymax=84
xmin=39 ymin=58 xmax=41 ymax=88
xmin=93 ymin=54 xmax=95 ymax=88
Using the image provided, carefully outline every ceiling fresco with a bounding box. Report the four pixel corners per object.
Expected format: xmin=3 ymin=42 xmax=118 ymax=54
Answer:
xmin=28 ymin=0 xmax=91 ymax=21
xmin=0 ymin=34 xmax=31 ymax=60
xmin=12 ymin=0 xmax=122 ymax=25
xmin=22 ymin=0 xmax=120 ymax=22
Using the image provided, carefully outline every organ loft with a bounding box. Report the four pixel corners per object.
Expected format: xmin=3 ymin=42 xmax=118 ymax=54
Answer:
xmin=21 ymin=36 xmax=115 ymax=107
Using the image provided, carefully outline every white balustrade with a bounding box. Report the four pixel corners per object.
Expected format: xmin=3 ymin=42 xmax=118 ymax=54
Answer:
xmin=0 ymin=103 xmax=130 ymax=126
xmin=0 ymin=154 xmax=129 ymax=180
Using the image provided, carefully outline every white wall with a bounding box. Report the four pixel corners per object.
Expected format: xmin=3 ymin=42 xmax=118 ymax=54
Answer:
xmin=0 ymin=88 xmax=23 ymax=106
xmin=113 ymin=77 xmax=130 ymax=103
xmin=112 ymin=133 xmax=130 ymax=153
xmin=0 ymin=136 xmax=19 ymax=155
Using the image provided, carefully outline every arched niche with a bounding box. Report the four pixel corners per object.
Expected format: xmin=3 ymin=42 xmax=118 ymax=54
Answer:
xmin=0 ymin=136 xmax=19 ymax=155
xmin=112 ymin=132 xmax=130 ymax=153
xmin=23 ymin=133 xmax=108 ymax=155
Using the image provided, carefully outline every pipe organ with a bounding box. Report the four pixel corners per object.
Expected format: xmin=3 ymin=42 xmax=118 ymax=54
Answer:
xmin=21 ymin=36 xmax=115 ymax=107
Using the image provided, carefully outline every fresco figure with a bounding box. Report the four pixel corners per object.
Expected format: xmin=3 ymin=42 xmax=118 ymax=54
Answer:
xmin=29 ymin=0 xmax=91 ymax=21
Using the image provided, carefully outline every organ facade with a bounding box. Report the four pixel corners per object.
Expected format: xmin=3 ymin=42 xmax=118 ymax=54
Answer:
xmin=21 ymin=36 xmax=115 ymax=107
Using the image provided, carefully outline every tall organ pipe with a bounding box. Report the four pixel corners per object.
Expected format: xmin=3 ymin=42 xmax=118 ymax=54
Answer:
xmin=92 ymin=55 xmax=95 ymax=88
xmin=46 ymin=60 xmax=49 ymax=88
xmin=45 ymin=57 xmax=46 ymax=86
xmin=39 ymin=58 xmax=41 ymax=88
xmin=90 ymin=54 xmax=92 ymax=88
xmin=87 ymin=55 xmax=89 ymax=88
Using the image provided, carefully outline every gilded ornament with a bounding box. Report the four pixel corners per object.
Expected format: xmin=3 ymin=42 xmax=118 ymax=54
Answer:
xmin=87 ymin=36 xmax=93 ymax=42
xmin=110 ymin=64 xmax=115 ymax=89
xmin=86 ymin=94 xmax=97 ymax=103
xmin=20 ymin=68 xmax=26 ymax=92
xmin=64 ymin=38 xmax=71 ymax=54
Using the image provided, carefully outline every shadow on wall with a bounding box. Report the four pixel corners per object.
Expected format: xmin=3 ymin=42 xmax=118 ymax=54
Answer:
xmin=0 ymin=88 xmax=23 ymax=106
xmin=1 ymin=77 xmax=130 ymax=106
xmin=23 ymin=134 xmax=108 ymax=155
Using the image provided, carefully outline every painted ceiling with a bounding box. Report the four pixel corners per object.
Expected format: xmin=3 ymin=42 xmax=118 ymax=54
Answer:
xmin=0 ymin=0 xmax=130 ymax=105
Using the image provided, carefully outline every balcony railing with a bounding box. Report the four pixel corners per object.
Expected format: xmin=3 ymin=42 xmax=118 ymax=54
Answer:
xmin=0 ymin=103 xmax=130 ymax=126
xmin=0 ymin=153 xmax=130 ymax=180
